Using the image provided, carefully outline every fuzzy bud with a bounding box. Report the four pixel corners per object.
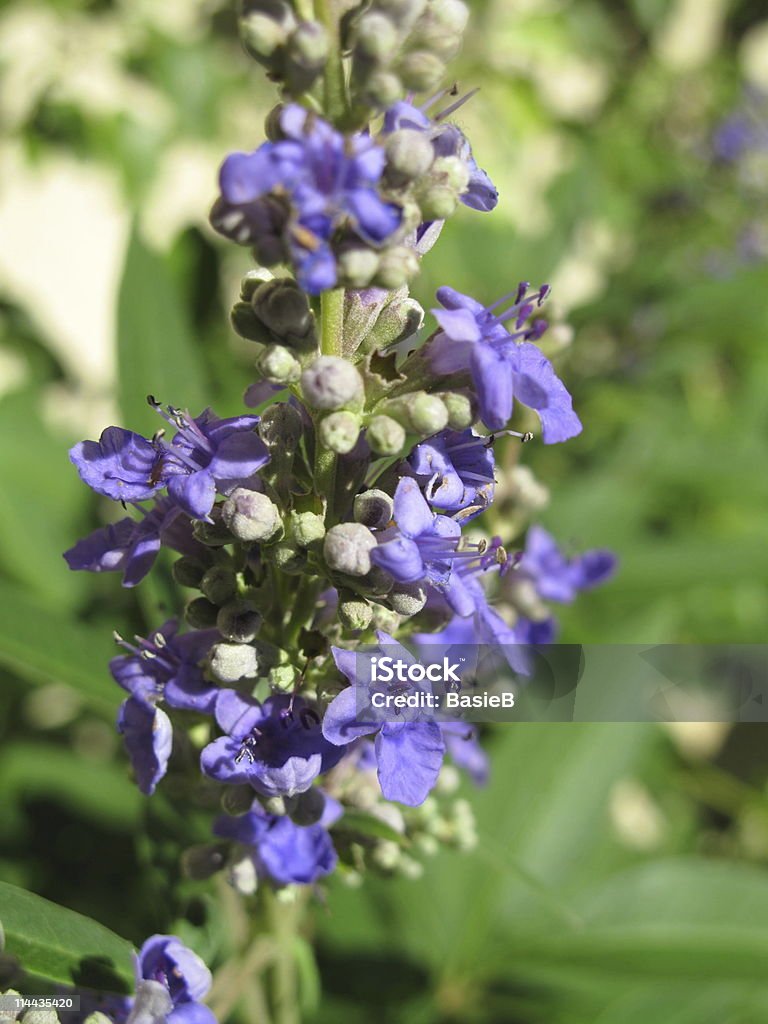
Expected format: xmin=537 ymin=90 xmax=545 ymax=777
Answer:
xmin=229 ymin=855 xmax=258 ymax=895
xmin=258 ymin=344 xmax=301 ymax=383
xmin=172 ymin=556 xmax=206 ymax=589
xmin=287 ymin=787 xmax=326 ymax=826
xmin=192 ymin=516 xmax=232 ymax=547
xmin=286 ymin=20 xmax=329 ymax=71
xmin=231 ymin=301 xmax=272 ymax=343
xmin=369 ymin=604 xmax=400 ymax=633
xmin=324 ymin=523 xmax=377 ymax=576
xmin=398 ymin=50 xmax=445 ymax=91
xmin=200 ymin=565 xmax=238 ymax=606
xmin=259 ymin=403 xmax=303 ymax=448
xmin=222 ymin=488 xmax=281 ymax=542
xmin=374 ymin=246 xmax=420 ymax=289
xmin=408 ymin=392 xmax=449 ymax=434
xmin=353 ymin=488 xmax=394 ymax=530
xmin=385 ymin=129 xmax=435 ymax=183
xmin=338 ymin=593 xmax=373 ymax=631
xmin=389 ymin=581 xmax=427 ymax=616
xmin=270 ymin=541 xmax=307 ymax=573
xmin=268 ymin=664 xmax=300 ymax=692
xmin=240 ymin=10 xmax=291 ymax=61
xmin=290 ymin=511 xmax=326 ymax=547
xmin=337 ymin=247 xmax=380 ymax=288
xmin=319 ymin=411 xmax=361 ymax=454
xmin=367 ymin=414 xmax=406 ymax=455
xmin=217 ymin=599 xmax=262 ymax=643
xmin=185 ymin=597 xmax=219 ymax=629
xmin=441 ymin=392 xmax=475 ymax=430
xmin=208 ymin=641 xmax=259 ymax=683
xmin=251 ymin=278 xmax=314 ymax=343
xmin=359 ymin=294 xmax=424 ymax=355
xmin=240 ymin=267 xmax=274 ymax=302
xmin=301 ymin=356 xmax=363 ymax=410
xmin=355 ymin=12 xmax=400 ymax=61
xmin=221 ymin=785 xmax=255 ymax=816
xmin=364 ymin=70 xmax=403 ymax=107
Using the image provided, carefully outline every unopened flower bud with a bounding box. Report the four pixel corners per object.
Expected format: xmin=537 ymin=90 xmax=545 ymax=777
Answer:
xmin=251 ymin=278 xmax=314 ymax=342
xmin=200 ymin=565 xmax=238 ymax=606
xmin=268 ymin=663 xmax=300 ymax=691
xmin=324 ymin=523 xmax=377 ymax=576
xmin=372 ymin=839 xmax=402 ymax=871
xmin=287 ymin=20 xmax=329 ymax=70
xmin=259 ymin=402 xmax=303 ymax=447
xmin=417 ymin=184 xmax=459 ymax=221
xmin=240 ymin=267 xmax=274 ymax=302
xmin=378 ymin=0 xmax=427 ymax=22
xmin=441 ymin=392 xmax=475 ymax=430
xmin=385 ymin=129 xmax=435 ymax=183
xmin=172 ymin=556 xmax=206 ymax=589
xmin=337 ymin=247 xmax=380 ymax=288
xmin=374 ymin=246 xmax=420 ymax=289
xmin=240 ymin=9 xmax=293 ymax=61
xmin=301 ymin=356 xmax=363 ymax=410
xmin=338 ymin=594 xmax=373 ymax=631
xmin=319 ymin=411 xmax=361 ymax=454
xmin=398 ymin=50 xmax=444 ymax=91
xmin=353 ymin=488 xmax=393 ymax=529
xmin=192 ymin=516 xmax=232 ymax=547
xmin=22 ymin=1012 xmax=61 ymax=1024
xmin=181 ymin=842 xmax=229 ymax=880
xmin=360 ymin=295 xmax=425 ymax=354
xmin=258 ymin=344 xmax=301 ymax=383
xmin=270 ymin=541 xmax=307 ymax=573
xmin=222 ymin=488 xmax=281 ymax=542
xmin=355 ymin=12 xmax=399 ymax=61
xmin=389 ymin=581 xmax=427 ymax=616
xmin=217 ymin=599 xmax=262 ymax=643
xmin=262 ymin=795 xmax=288 ymax=815
xmin=84 ymin=1014 xmax=114 ymax=1024
xmin=432 ymin=155 xmax=471 ymax=192
xmin=367 ymin=414 xmax=406 ymax=455
xmin=229 ymin=855 xmax=258 ymax=895
xmin=407 ymin=392 xmax=449 ymax=434
xmin=185 ymin=597 xmax=219 ymax=629
xmin=365 ymin=69 xmax=403 ymax=107
xmin=231 ymin=301 xmax=272 ymax=344
xmin=221 ymin=784 xmax=255 ymax=815
xmin=209 ymin=641 xmax=259 ymax=683
xmin=370 ymin=604 xmax=400 ymax=633
xmin=290 ymin=510 xmax=326 ymax=547
xmin=288 ymin=786 xmax=326 ymax=826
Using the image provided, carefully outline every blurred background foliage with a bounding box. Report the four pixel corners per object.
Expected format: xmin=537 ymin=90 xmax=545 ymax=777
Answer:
xmin=1 ymin=0 xmax=768 ymax=1021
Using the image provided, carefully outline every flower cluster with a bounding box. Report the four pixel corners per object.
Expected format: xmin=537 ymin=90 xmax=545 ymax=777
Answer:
xmin=65 ymin=0 xmax=616 ymax=908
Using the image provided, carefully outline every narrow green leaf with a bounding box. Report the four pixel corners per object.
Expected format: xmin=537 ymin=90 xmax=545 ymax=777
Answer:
xmin=0 ymin=882 xmax=134 ymax=990
xmin=0 ymin=581 xmax=118 ymax=716
xmin=116 ymin=225 xmax=207 ymax=434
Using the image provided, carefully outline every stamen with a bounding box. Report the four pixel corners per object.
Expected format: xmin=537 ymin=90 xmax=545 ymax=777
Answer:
xmin=435 ymin=86 xmax=480 ymax=122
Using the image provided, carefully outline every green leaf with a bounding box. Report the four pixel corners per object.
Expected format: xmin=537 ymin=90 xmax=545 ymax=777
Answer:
xmin=0 ymin=581 xmax=118 ymax=716
xmin=0 ymin=882 xmax=134 ymax=990
xmin=116 ymin=225 xmax=207 ymax=435
xmin=333 ymin=811 xmax=408 ymax=846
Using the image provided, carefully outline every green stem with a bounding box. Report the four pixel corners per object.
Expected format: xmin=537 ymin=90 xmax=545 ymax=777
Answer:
xmin=266 ymin=890 xmax=301 ymax=1024
xmin=315 ymin=0 xmax=348 ymax=123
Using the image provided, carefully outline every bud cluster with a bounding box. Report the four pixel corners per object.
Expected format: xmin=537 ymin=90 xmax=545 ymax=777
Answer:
xmin=239 ymin=1 xmax=329 ymax=96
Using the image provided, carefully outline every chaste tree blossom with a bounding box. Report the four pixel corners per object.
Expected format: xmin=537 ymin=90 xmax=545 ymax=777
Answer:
xmin=62 ymin=4 xmax=617 ymax=998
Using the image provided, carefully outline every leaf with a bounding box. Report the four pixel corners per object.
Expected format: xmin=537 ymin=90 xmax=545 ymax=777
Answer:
xmin=0 ymin=581 xmax=118 ymax=716
xmin=0 ymin=882 xmax=134 ymax=991
xmin=332 ymin=811 xmax=408 ymax=847
xmin=116 ymin=225 xmax=207 ymax=435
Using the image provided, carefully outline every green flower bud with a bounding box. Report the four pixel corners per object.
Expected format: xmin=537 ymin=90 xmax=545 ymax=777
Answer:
xmin=217 ymin=599 xmax=262 ymax=643
xmin=253 ymin=232 xmax=285 ymax=267
xmin=389 ymin=581 xmax=427 ymax=616
xmin=192 ymin=515 xmax=232 ymax=547
xmin=287 ymin=786 xmax=326 ymax=826
xmin=181 ymin=842 xmax=229 ymax=880
xmin=367 ymin=414 xmax=406 ymax=455
xmin=370 ymin=604 xmax=400 ymax=633
xmin=259 ymin=403 xmax=303 ymax=448
xmin=431 ymin=0 xmax=469 ymax=34
xmin=222 ymin=488 xmax=281 ymax=542
xmin=353 ymin=488 xmax=394 ymax=530
xmin=301 ymin=356 xmax=363 ymax=410
xmin=338 ymin=594 xmax=373 ymax=631
xmin=398 ymin=50 xmax=445 ymax=91
xmin=251 ymin=278 xmax=314 ymax=343
xmin=408 ymin=392 xmax=449 ymax=434
xmin=374 ymin=246 xmax=420 ymax=289
xmin=290 ymin=510 xmax=326 ymax=547
xmin=355 ymin=12 xmax=399 ymax=61
xmin=270 ymin=541 xmax=307 ymax=573
xmin=240 ymin=10 xmax=291 ymax=61
xmin=356 ymin=565 xmax=394 ymax=597
xmin=385 ymin=129 xmax=434 ymax=183
xmin=209 ymin=641 xmax=259 ymax=683
xmin=231 ymin=300 xmax=272 ymax=344
xmin=200 ymin=565 xmax=238 ymax=606
xmin=287 ymin=20 xmax=329 ymax=70
xmin=377 ymin=0 xmax=427 ymax=22
xmin=185 ymin=597 xmax=219 ymax=629
xmin=172 ymin=556 xmax=206 ymax=589
xmin=319 ymin=411 xmax=361 ymax=454
xmin=221 ymin=784 xmax=255 ymax=815
xmin=364 ymin=69 xmax=403 ymax=107
xmin=268 ymin=663 xmax=300 ymax=692
xmin=262 ymin=795 xmax=288 ymax=815
xmin=441 ymin=391 xmax=475 ymax=430
xmin=372 ymin=839 xmax=402 ymax=871
xmin=337 ymin=246 xmax=380 ymax=288
xmin=432 ymin=154 xmax=471 ymax=192
xmin=324 ymin=523 xmax=377 ymax=576
xmin=359 ymin=293 xmax=425 ymax=354
xmin=417 ymin=185 xmax=459 ymax=222
xmin=240 ymin=267 xmax=274 ymax=302
xmin=84 ymin=1015 xmax=114 ymax=1024
xmin=229 ymin=855 xmax=258 ymax=895
xmin=258 ymin=344 xmax=301 ymax=383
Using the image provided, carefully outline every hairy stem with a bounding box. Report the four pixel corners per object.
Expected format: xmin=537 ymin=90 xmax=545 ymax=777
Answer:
xmin=316 ymin=0 xmax=349 ymax=123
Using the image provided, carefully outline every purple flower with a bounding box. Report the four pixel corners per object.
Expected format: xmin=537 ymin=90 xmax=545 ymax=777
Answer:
xmin=214 ymin=795 xmax=341 ymax=886
xmin=70 ymin=405 xmax=269 ymax=522
xmin=427 ymin=285 xmax=582 ymax=441
xmin=213 ymin=105 xmax=402 ymax=294
xmin=117 ymin=699 xmax=172 ymax=796
xmin=408 ymin=428 xmax=495 ymax=517
xmin=383 ymin=96 xmax=498 ymax=213
xmin=136 ymin=935 xmax=215 ymax=1024
xmin=110 ymin=620 xmax=219 ymax=714
xmin=517 ymin=525 xmax=616 ymax=603
xmin=441 ymin=723 xmax=489 ymax=785
xmin=64 ymin=498 xmax=188 ymax=588
xmin=201 ymin=690 xmax=345 ymax=797
xmin=322 ymin=634 xmax=446 ymax=805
